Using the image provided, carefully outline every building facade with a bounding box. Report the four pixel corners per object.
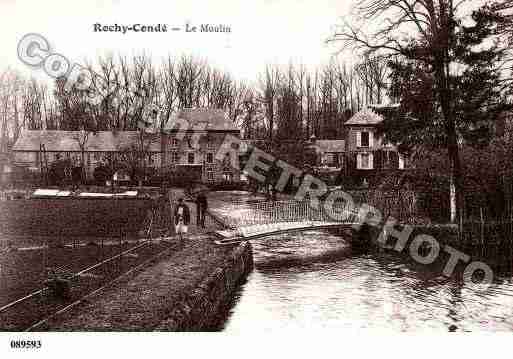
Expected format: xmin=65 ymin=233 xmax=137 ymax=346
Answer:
xmin=301 ymin=104 xmax=408 ymax=185
xmin=11 ymin=108 xmax=241 ymax=184
xmin=344 ymin=105 xmax=406 ymax=174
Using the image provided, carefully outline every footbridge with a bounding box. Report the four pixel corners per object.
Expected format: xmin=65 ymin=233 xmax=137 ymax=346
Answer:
xmin=210 ymin=199 xmax=365 ymax=245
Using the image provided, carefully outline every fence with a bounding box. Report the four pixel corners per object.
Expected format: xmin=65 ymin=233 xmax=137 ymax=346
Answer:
xmin=219 ymin=199 xmax=360 ymax=229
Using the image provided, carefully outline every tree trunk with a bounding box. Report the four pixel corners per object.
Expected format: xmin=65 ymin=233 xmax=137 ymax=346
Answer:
xmin=449 ymin=171 xmax=457 ymax=223
xmin=435 ymin=41 xmax=461 ymax=223
xmin=447 ymin=138 xmax=462 ymax=223
xmin=81 ymin=150 xmax=86 ymax=184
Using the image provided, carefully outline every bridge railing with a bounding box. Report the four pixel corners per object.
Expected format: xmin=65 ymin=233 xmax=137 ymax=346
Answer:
xmin=227 ymin=200 xmax=360 ymax=229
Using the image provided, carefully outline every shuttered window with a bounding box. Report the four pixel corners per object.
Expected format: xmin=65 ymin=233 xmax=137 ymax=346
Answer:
xmin=357 ymin=152 xmax=373 ymax=170
xmin=360 ymin=132 xmax=369 ymax=147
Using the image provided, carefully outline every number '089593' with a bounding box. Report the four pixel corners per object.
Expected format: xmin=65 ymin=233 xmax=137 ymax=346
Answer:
xmin=10 ymin=340 xmax=42 ymax=349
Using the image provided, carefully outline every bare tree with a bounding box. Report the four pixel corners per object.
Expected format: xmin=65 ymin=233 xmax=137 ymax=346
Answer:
xmin=259 ymin=65 xmax=280 ymax=142
xmin=330 ymin=0 xmax=471 ymax=222
xmin=71 ymin=127 xmax=90 ymax=182
xmin=330 ymin=0 xmax=512 ymax=222
xmin=0 ymin=69 xmax=25 ymax=153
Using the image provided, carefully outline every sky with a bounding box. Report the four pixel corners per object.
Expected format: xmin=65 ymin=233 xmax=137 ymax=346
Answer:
xmin=0 ymin=0 xmax=353 ymax=83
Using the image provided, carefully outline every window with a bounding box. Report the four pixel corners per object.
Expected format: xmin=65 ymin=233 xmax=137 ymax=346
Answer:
xmin=223 ymin=171 xmax=233 ymax=182
xmin=322 ymin=153 xmax=335 ymax=166
xmin=357 ymin=152 xmax=373 ymax=170
xmin=169 ymin=138 xmax=179 ymax=148
xmin=362 ymin=153 xmax=370 ymax=168
xmin=207 ymin=170 xmax=214 ymax=181
xmin=206 ymin=152 xmax=214 ymax=164
xmin=356 ymin=130 xmax=373 ymax=148
xmin=207 ymin=139 xmax=215 ymax=150
xmin=338 ymin=154 xmax=344 ymax=168
xmin=360 ymin=132 xmax=369 ymax=147
xmin=187 ymin=152 xmax=195 ymax=164
xmin=169 ymin=152 xmax=179 ymax=163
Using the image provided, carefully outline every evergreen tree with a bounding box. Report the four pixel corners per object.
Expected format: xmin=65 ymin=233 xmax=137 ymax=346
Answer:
xmin=333 ymin=0 xmax=512 ymax=221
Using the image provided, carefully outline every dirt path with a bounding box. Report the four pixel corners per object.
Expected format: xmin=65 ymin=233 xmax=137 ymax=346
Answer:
xmin=40 ymin=234 xmax=235 ymax=331
xmin=30 ymin=189 xmax=233 ymax=330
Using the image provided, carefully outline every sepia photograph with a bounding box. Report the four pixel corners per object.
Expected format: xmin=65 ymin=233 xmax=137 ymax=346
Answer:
xmin=1 ymin=0 xmax=513 ymax=356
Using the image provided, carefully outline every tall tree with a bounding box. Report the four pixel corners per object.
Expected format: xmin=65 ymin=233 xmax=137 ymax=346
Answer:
xmin=331 ymin=0 xmax=512 ymax=222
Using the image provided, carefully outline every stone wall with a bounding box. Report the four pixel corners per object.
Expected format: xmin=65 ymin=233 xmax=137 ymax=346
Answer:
xmin=154 ymin=241 xmax=253 ymax=331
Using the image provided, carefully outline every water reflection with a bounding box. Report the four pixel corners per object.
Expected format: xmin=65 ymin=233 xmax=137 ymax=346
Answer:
xmin=209 ymin=192 xmax=513 ymax=331
xmin=222 ymin=230 xmax=513 ymax=331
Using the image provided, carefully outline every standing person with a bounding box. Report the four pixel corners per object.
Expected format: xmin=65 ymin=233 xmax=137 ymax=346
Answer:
xmin=174 ymin=198 xmax=190 ymax=241
xmin=195 ymin=192 xmax=201 ymax=227
xmin=196 ymin=192 xmax=208 ymax=228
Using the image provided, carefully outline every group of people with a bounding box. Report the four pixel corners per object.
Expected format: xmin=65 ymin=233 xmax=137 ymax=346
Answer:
xmin=172 ymin=191 xmax=208 ymax=239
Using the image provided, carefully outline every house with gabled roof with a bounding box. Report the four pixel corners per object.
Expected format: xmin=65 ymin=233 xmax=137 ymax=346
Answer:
xmin=344 ymin=104 xmax=407 ymax=182
xmin=11 ymin=108 xmax=241 ymax=184
xmin=12 ymin=130 xmax=162 ymax=179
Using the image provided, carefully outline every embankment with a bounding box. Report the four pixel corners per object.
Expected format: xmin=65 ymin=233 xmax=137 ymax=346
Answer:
xmin=155 ymin=240 xmax=253 ymax=330
xmin=38 ymin=235 xmax=253 ymax=331
xmin=361 ymin=223 xmax=513 ymax=276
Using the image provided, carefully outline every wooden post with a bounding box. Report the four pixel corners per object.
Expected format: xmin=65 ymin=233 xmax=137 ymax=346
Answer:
xmin=480 ymin=207 xmax=484 ymax=245
xmin=43 ymin=238 xmax=47 ymax=283
xmin=459 ymin=210 xmax=463 ymax=243
xmin=101 ymin=236 xmax=104 ymax=284
xmin=509 ymin=205 xmax=513 ymax=243
xmin=510 ymin=205 xmax=513 ymax=274
xmin=118 ymin=226 xmax=122 ymax=273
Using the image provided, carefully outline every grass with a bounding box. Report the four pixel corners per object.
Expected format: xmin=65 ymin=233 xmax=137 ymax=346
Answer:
xmin=39 ymin=235 xmax=236 ymax=331
xmin=0 ymin=197 xmax=153 ymax=237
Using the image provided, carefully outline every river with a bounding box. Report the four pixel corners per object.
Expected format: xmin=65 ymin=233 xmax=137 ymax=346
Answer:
xmin=210 ymin=192 xmax=513 ymax=332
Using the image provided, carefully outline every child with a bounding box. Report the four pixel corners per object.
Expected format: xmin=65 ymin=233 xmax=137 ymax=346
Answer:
xmin=174 ymin=198 xmax=190 ymax=240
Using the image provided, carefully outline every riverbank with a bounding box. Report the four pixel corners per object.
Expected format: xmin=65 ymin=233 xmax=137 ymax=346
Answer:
xmin=34 ymin=234 xmax=252 ymax=331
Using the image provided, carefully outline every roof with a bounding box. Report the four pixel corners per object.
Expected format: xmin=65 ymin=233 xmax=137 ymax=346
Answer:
xmin=368 ymin=103 xmax=400 ymax=110
xmin=12 ymin=130 xmax=161 ymax=152
xmin=345 ymin=108 xmax=384 ymax=126
xmin=165 ymin=108 xmax=239 ymax=132
xmin=238 ymin=139 xmax=268 ymax=153
xmin=315 ymin=140 xmax=345 ymax=153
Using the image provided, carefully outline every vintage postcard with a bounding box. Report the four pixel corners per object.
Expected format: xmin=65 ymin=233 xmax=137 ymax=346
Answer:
xmin=0 ymin=0 xmax=512 ymax=356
